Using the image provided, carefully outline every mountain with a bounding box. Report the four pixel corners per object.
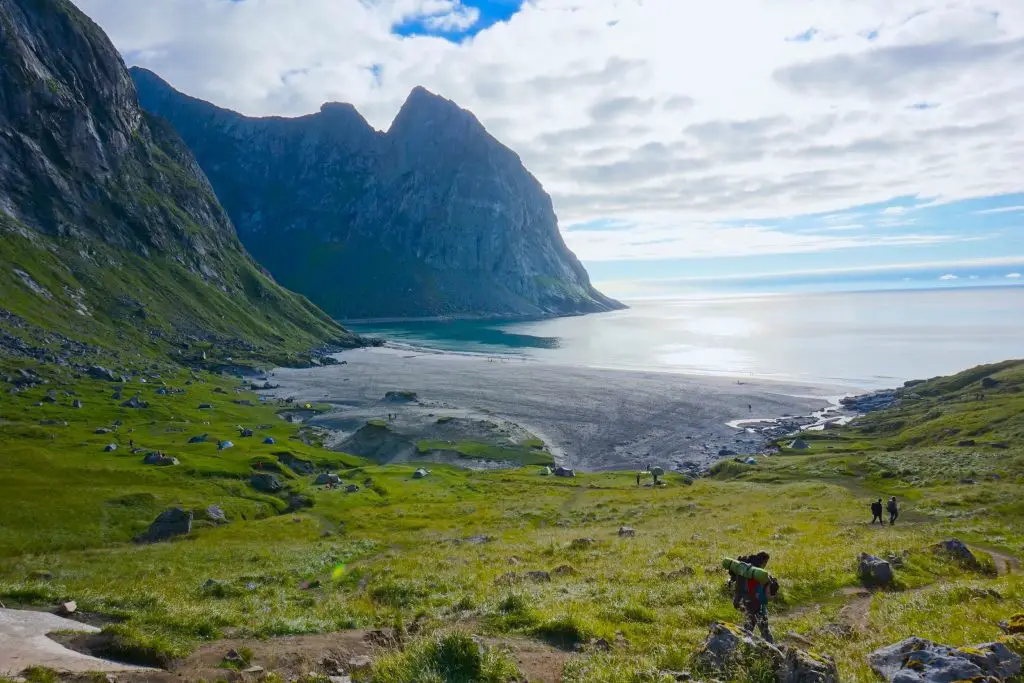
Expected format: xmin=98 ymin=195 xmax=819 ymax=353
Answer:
xmin=130 ymin=69 xmax=624 ymax=320
xmin=0 ymin=0 xmax=358 ymax=363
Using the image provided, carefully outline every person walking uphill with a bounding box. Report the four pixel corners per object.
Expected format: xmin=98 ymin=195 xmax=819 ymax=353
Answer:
xmin=871 ymin=499 xmax=884 ymax=525
xmin=887 ymin=496 xmax=899 ymax=525
xmin=724 ymin=551 xmax=779 ymax=643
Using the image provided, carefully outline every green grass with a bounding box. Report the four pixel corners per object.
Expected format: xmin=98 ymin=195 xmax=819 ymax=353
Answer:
xmin=0 ymin=360 xmax=1022 ymax=681
xmin=416 ymin=440 xmax=555 ymax=466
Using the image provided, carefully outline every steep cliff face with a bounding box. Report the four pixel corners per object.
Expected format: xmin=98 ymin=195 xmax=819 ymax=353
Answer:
xmin=131 ymin=70 xmax=624 ymax=320
xmin=0 ymin=0 xmax=356 ymax=355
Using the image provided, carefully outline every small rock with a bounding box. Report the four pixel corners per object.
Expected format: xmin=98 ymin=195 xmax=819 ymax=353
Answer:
xmin=188 ymin=434 xmax=208 ymax=444
xmin=345 ymin=484 xmax=359 ymax=493
xmin=95 ymin=427 xmax=112 ymax=434
xmin=104 ymin=443 xmax=117 ymax=452
xmin=206 ymin=504 xmax=228 ymax=524
xmin=552 ymin=564 xmax=577 ymax=576
xmin=348 ymin=655 xmax=372 ymax=672
xmin=526 ymin=570 xmax=551 ymax=582
xmin=618 ymin=526 xmax=636 ymax=537
xmin=591 ymin=637 xmax=611 ymax=651
xmin=59 ymin=600 xmax=77 ymax=615
xmin=570 ymin=537 xmax=596 ymax=550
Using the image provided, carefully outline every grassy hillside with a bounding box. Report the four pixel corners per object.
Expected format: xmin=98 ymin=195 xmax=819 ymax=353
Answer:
xmin=0 ymin=361 xmax=1022 ymax=682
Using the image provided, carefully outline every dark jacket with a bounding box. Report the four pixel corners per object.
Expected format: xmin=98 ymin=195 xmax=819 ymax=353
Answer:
xmin=887 ymin=499 xmax=898 ymax=513
xmin=871 ymin=502 xmax=883 ymax=516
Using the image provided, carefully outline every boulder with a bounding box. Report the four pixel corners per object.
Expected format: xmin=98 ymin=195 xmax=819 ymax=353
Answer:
xmin=143 ymin=452 xmax=179 ymax=466
xmin=198 ymin=403 xmax=213 ymax=409
xmin=120 ymin=393 xmax=149 ymax=409
xmin=89 ymin=366 xmax=119 ymax=382
xmin=934 ymin=539 xmax=979 ymax=567
xmin=618 ymin=526 xmax=636 ymax=537
xmin=188 ymin=434 xmax=208 ymax=444
xmin=413 ymin=468 xmax=429 ymax=479
xmin=858 ymin=553 xmax=894 ymax=586
xmin=250 ymin=473 xmax=282 ymax=493
xmin=693 ymin=622 xmax=838 ymax=682
xmin=554 ymin=466 xmax=576 ymax=478
xmin=314 ymin=473 xmax=342 ymax=486
xmin=206 ymin=504 xmax=228 ymax=524
xmin=869 ymin=637 xmax=1020 ymax=682
xmin=139 ymin=508 xmax=193 ymax=542
xmin=345 ymin=484 xmax=359 ymax=493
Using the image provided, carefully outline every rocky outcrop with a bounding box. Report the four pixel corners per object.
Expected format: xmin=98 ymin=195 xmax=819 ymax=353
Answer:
xmin=693 ymin=622 xmax=839 ymax=682
xmin=869 ymin=636 xmax=1020 ymax=682
xmin=130 ymin=69 xmax=624 ymax=320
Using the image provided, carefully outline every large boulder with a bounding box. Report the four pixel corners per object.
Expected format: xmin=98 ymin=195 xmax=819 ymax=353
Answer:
xmin=120 ymin=393 xmax=149 ymax=409
xmin=139 ymin=508 xmax=193 ymax=542
xmin=554 ymin=466 xmax=576 ymax=478
xmin=869 ymin=637 xmax=1020 ymax=682
xmin=250 ymin=473 xmax=282 ymax=493
xmin=693 ymin=622 xmax=838 ymax=683
xmin=858 ymin=553 xmax=894 ymax=586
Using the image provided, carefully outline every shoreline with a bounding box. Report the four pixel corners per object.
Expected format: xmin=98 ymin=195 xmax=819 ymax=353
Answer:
xmin=268 ymin=345 xmax=851 ymax=473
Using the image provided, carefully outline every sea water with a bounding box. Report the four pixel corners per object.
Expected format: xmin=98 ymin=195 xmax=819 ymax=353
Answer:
xmin=349 ymin=287 xmax=1024 ymax=390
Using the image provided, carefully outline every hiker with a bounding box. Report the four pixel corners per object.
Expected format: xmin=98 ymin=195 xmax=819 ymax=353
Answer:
xmin=870 ymin=499 xmax=884 ymax=525
xmin=748 ymin=403 xmax=752 ymax=412
xmin=636 ymin=472 xmax=641 ymax=487
xmin=887 ymin=497 xmax=899 ymax=525
xmin=728 ymin=551 xmax=778 ymax=642
xmin=129 ymin=439 xmax=135 ymax=449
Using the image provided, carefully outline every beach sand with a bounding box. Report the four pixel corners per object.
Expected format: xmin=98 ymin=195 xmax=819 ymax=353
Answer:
xmin=270 ymin=346 xmax=846 ymax=472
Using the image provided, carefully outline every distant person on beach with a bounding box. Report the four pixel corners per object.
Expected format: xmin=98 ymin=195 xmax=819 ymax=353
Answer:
xmin=870 ymin=499 xmax=884 ymax=524
xmin=887 ymin=497 xmax=899 ymax=525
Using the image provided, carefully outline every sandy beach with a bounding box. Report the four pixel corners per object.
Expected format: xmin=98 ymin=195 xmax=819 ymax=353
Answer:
xmin=268 ymin=346 xmax=848 ymax=472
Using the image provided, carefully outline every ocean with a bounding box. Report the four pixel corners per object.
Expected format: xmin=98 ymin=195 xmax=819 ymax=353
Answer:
xmin=348 ymin=286 xmax=1024 ymax=390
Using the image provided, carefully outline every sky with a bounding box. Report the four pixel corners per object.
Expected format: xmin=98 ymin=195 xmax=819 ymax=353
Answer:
xmin=74 ymin=0 xmax=1024 ymax=297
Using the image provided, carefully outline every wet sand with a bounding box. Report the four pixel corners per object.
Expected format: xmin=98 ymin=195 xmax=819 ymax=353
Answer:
xmin=270 ymin=347 xmax=846 ymax=472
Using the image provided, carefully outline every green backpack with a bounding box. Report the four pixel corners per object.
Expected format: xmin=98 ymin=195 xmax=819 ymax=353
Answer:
xmin=722 ymin=557 xmax=771 ymax=584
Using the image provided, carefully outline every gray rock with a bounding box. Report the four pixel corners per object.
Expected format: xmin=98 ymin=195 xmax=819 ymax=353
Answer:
xmin=345 ymin=484 xmax=359 ymax=493
xmin=89 ymin=366 xmax=119 ymax=382
xmin=412 ymin=468 xmax=429 ymax=479
xmin=858 ymin=553 xmax=894 ymax=586
xmin=250 ymin=473 xmax=282 ymax=493
xmin=206 ymin=504 xmax=228 ymax=524
xmin=869 ymin=637 xmax=1020 ymax=682
xmin=314 ymin=473 xmax=342 ymax=486
xmin=694 ymin=622 xmax=838 ymax=682
xmin=618 ymin=526 xmax=636 ymax=537
xmin=139 ymin=508 xmax=192 ymax=542
xmin=188 ymin=434 xmax=208 ymax=444
xmin=526 ymin=570 xmax=551 ymax=582
xmin=120 ymin=394 xmax=149 ymax=409
xmin=142 ymin=452 xmax=178 ymax=466
xmin=95 ymin=427 xmax=112 ymax=435
xmin=934 ymin=539 xmax=979 ymax=567
xmin=554 ymin=466 xmax=576 ymax=478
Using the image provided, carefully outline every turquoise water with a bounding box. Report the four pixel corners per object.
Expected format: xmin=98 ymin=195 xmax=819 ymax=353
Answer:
xmin=349 ymin=287 xmax=1024 ymax=389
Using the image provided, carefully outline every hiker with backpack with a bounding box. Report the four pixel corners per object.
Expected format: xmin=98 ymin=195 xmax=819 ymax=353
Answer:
xmin=887 ymin=497 xmax=899 ymax=525
xmin=724 ymin=551 xmax=779 ymax=643
xmin=870 ymin=499 xmax=884 ymax=524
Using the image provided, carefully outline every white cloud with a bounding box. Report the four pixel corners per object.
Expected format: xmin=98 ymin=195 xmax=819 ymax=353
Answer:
xmin=882 ymin=206 xmax=909 ymax=215
xmin=938 ymin=273 xmax=958 ymax=280
xmin=1008 ymin=272 xmax=1023 ymax=278
xmin=974 ymin=205 xmax=1024 ymax=214
xmin=72 ymin=0 xmax=1024 ymax=258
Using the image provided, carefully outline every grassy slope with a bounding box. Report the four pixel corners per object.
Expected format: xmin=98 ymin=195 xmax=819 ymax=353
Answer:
xmin=0 ymin=361 xmax=1021 ymax=682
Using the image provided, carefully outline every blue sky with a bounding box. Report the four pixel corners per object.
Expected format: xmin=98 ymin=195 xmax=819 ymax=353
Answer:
xmin=392 ymin=0 xmax=524 ymax=40
xmin=80 ymin=0 xmax=1024 ymax=298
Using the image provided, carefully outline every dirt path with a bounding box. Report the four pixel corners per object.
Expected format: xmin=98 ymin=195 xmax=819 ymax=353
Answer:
xmin=55 ymin=626 xmax=569 ymax=683
xmin=974 ymin=545 xmax=1020 ymax=576
xmin=0 ymin=609 xmax=156 ymax=677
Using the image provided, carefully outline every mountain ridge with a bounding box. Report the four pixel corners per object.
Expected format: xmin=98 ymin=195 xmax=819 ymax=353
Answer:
xmin=130 ymin=67 xmax=625 ymax=320
xmin=0 ymin=0 xmax=359 ymax=363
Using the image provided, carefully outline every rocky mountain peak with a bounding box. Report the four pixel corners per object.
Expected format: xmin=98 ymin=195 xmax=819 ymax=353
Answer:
xmin=387 ymin=85 xmax=485 ymax=144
